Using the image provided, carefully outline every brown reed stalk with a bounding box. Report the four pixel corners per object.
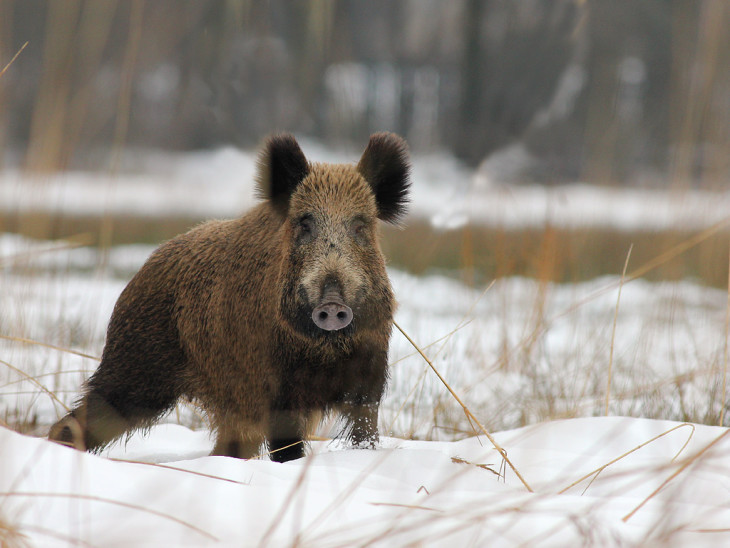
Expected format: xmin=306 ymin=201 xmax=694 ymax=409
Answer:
xmin=0 ymin=491 xmax=217 ymax=541
xmin=605 ymin=244 xmax=632 ymax=416
xmin=393 ymin=320 xmax=533 ymax=493
xmin=0 ymin=335 xmax=100 ymax=362
xmin=622 ymin=428 xmax=730 ymax=522
xmin=0 ymin=41 xmax=27 ymax=79
xmin=557 ymin=422 xmax=695 ymax=495
xmin=0 ymin=358 xmax=69 ymax=411
xmin=721 ymin=245 xmax=730 ymax=425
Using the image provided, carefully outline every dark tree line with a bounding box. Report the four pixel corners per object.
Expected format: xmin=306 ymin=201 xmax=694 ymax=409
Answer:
xmin=0 ymin=0 xmax=728 ymax=184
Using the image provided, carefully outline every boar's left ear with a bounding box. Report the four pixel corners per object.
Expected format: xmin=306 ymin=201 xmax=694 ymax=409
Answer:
xmin=357 ymin=132 xmax=411 ymax=224
xmin=256 ymin=133 xmax=310 ymax=215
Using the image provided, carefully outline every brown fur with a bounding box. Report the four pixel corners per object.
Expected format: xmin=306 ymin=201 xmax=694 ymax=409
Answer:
xmin=48 ymin=133 xmax=410 ymax=462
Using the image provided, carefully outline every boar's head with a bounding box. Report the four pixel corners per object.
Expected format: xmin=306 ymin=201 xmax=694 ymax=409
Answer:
xmin=256 ymin=132 xmax=410 ymax=345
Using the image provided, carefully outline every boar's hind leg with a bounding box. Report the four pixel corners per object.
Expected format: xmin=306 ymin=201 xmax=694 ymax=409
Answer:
xmin=49 ymin=355 xmax=186 ymax=452
xmin=269 ymin=411 xmax=306 ymax=463
xmin=211 ymin=420 xmax=266 ymax=460
xmin=211 ymin=436 xmax=263 ymax=460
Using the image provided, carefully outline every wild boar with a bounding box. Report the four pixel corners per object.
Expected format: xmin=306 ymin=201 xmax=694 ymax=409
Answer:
xmin=49 ymin=132 xmax=410 ymax=462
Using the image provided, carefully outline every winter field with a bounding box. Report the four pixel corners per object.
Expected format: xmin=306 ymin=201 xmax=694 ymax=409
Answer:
xmin=2 ymin=143 xmax=730 ymax=546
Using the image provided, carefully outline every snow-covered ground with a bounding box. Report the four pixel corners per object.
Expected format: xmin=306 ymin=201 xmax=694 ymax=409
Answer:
xmin=3 ymin=417 xmax=730 ymax=546
xmin=2 ymin=143 xmax=730 ymax=545
xmin=2 ymin=232 xmax=729 ymax=546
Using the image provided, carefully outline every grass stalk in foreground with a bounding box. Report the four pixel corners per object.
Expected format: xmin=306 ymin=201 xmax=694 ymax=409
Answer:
xmin=0 ymin=335 xmax=100 ymax=362
xmin=721 ymin=246 xmax=730 ymax=426
xmin=605 ymin=244 xmax=632 ymax=416
xmin=0 ymin=41 xmax=28 ymax=79
xmin=0 ymin=491 xmax=217 ymax=542
xmin=393 ymin=320 xmax=533 ymax=493
xmin=622 ymin=428 xmax=730 ymax=523
xmin=0 ymin=358 xmax=69 ymax=413
xmin=557 ymin=422 xmax=695 ymax=495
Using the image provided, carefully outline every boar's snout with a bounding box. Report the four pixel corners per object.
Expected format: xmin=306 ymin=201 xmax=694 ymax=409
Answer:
xmin=312 ymin=288 xmax=353 ymax=331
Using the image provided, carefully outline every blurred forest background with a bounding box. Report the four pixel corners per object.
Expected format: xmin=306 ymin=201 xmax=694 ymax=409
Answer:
xmin=1 ymin=0 xmax=729 ymax=186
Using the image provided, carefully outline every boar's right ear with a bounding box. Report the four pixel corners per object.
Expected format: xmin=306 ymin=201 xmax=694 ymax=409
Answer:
xmin=357 ymin=132 xmax=411 ymax=224
xmin=256 ymin=133 xmax=309 ymax=215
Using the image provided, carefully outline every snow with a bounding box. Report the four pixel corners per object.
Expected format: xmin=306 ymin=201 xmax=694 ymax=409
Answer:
xmin=2 ymin=142 xmax=730 ymax=545
xmin=3 ymin=417 xmax=730 ymax=546
xmin=2 ymin=234 xmax=730 ymax=546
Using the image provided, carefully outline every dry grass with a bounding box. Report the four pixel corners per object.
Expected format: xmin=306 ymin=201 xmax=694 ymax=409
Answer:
xmin=385 ymin=213 xmax=728 ymax=438
xmin=3 ymin=211 xmax=728 ymax=545
xmin=394 ymin=319 xmax=533 ymax=492
xmin=8 ymin=221 xmax=726 ymax=436
xmin=381 ymin=218 xmax=730 ymax=289
xmin=1 ymin=188 xmax=728 ymax=547
xmin=2 ymin=4 xmax=730 ymax=545
xmin=0 ymin=518 xmax=32 ymax=548
xmin=3 ymin=210 xmax=730 ymax=288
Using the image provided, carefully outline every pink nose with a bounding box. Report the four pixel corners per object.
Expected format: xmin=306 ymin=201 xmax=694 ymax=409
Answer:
xmin=312 ymin=302 xmax=353 ymax=331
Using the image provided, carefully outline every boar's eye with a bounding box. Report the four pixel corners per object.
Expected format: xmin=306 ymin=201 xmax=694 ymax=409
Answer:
xmin=350 ymin=217 xmax=370 ymax=242
xmin=296 ymin=214 xmax=316 ymax=243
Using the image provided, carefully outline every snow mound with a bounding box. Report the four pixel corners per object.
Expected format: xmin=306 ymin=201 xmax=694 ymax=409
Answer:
xmin=2 ymin=417 xmax=729 ymax=546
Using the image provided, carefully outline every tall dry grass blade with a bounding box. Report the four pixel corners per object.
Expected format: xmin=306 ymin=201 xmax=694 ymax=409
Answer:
xmin=259 ymin=453 xmax=316 ymax=546
xmin=605 ymin=244 xmax=633 ymax=416
xmin=393 ymin=320 xmax=533 ymax=493
xmin=0 ymin=511 xmax=32 ymax=548
xmin=110 ymin=0 xmax=143 ymax=174
xmin=0 ymin=359 xmax=69 ymax=412
xmin=557 ymin=422 xmax=695 ymax=495
xmin=0 ymin=335 xmax=100 ymax=361
xmin=260 ymin=440 xmax=305 ymax=461
xmin=0 ymin=492 xmax=217 ymax=541
xmin=368 ymin=502 xmax=442 ymax=512
xmin=624 ymin=217 xmax=730 ymax=282
xmin=566 ymin=217 xmax=730 ymax=324
xmin=721 ymin=246 xmax=730 ymax=425
xmin=0 ymin=41 xmax=28 ymax=79
xmin=0 ymin=234 xmax=95 ymax=267
xmin=622 ymin=428 xmax=730 ymax=522
xmin=492 ymin=217 xmax=730 ymax=378
xmin=293 ymin=454 xmax=394 ymax=546
xmin=109 ymin=459 xmax=250 ymax=485
xmin=386 ymin=281 xmax=494 ymax=435
xmin=387 ymin=320 xmax=473 ymax=368
xmin=3 ymin=523 xmax=92 ymax=548
xmin=1 ymin=370 xmax=94 ymax=391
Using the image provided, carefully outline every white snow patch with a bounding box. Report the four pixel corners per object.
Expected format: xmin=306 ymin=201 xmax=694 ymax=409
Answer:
xmin=2 ymin=417 xmax=729 ymax=546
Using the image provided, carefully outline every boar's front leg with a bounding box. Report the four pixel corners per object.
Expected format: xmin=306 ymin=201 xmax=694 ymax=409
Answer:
xmin=341 ymin=400 xmax=380 ymax=448
xmin=341 ymin=349 xmax=388 ymax=448
xmin=268 ymin=410 xmax=306 ymax=463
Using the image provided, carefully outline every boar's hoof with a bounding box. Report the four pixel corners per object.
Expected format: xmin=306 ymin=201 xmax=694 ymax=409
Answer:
xmin=312 ymin=301 xmax=353 ymax=331
xmin=48 ymin=414 xmax=87 ymax=451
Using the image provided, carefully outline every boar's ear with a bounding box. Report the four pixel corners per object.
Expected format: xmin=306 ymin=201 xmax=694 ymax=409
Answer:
xmin=256 ymin=133 xmax=309 ymax=215
xmin=357 ymin=132 xmax=411 ymax=223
